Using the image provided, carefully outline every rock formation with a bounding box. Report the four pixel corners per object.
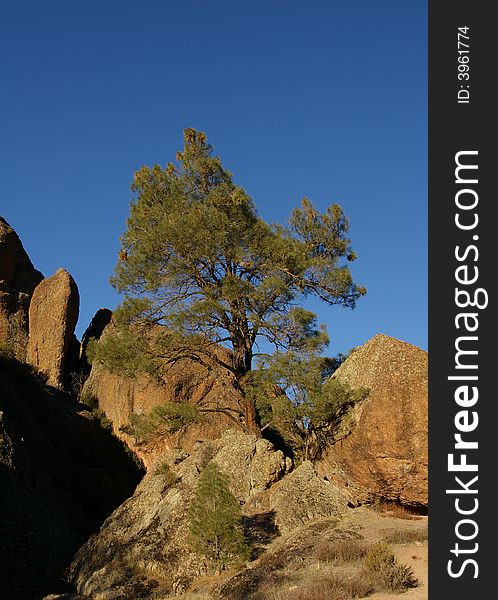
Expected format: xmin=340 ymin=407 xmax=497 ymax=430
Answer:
xmin=79 ymin=307 xmax=112 ymax=373
xmin=83 ymin=329 xmax=246 ymax=466
xmin=317 ymin=334 xmax=428 ymax=508
xmin=0 ymin=352 xmax=142 ymax=600
xmin=70 ymin=430 xmax=348 ymax=598
xmin=27 ymin=268 xmax=80 ymax=387
xmin=0 ymin=217 xmax=43 ymax=359
xmin=267 ymin=461 xmax=351 ymax=533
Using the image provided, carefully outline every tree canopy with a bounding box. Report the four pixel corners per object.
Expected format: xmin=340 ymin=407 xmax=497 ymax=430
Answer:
xmin=98 ymin=128 xmax=365 ymax=433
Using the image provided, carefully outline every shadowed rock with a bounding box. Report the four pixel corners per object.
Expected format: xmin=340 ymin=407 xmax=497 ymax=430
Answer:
xmin=79 ymin=308 xmax=112 ymax=373
xmin=0 ymin=217 xmax=43 ymax=359
xmin=27 ymin=268 xmax=80 ymax=387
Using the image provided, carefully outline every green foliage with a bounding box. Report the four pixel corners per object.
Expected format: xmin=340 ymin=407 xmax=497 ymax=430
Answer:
xmin=247 ymin=347 xmax=368 ymax=459
xmin=121 ymin=401 xmax=202 ymax=443
xmin=0 ymin=341 xmax=15 ymax=359
xmin=188 ymin=461 xmax=250 ymax=572
xmin=364 ymin=542 xmax=417 ymax=591
xmin=80 ymin=390 xmax=99 ymax=410
xmin=91 ymin=408 xmax=113 ymax=431
xmin=96 ymin=128 xmax=365 ymax=431
xmin=84 ymin=337 xmax=99 ymax=365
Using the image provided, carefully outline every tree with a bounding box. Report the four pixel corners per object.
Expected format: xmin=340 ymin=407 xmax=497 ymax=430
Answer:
xmin=98 ymin=128 xmax=365 ymax=433
xmin=247 ymin=343 xmax=369 ymax=460
xmin=188 ymin=462 xmax=249 ymax=572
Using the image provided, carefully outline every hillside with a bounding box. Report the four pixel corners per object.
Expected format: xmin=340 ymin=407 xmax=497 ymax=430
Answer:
xmin=0 ymin=217 xmax=428 ymax=599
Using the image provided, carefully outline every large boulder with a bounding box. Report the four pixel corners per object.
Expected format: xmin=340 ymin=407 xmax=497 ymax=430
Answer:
xmin=27 ymin=268 xmax=80 ymax=387
xmin=70 ymin=430 xmax=348 ymax=599
xmin=317 ymin=334 xmax=428 ymax=508
xmin=267 ymin=461 xmax=351 ymax=533
xmin=0 ymin=217 xmax=43 ymax=359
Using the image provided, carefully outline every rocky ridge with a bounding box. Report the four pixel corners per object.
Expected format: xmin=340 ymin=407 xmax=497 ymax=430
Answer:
xmin=69 ymin=430 xmax=350 ymax=599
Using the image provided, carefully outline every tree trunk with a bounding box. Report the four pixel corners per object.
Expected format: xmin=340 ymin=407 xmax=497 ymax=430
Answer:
xmin=233 ymin=341 xmax=260 ymax=436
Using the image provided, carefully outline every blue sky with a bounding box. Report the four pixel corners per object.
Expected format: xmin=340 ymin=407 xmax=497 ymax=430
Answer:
xmin=0 ymin=1 xmax=427 ymax=354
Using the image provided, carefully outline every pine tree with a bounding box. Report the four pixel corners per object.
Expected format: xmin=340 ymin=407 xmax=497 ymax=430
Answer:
xmin=188 ymin=462 xmax=249 ymax=572
xmin=98 ymin=128 xmax=366 ymax=433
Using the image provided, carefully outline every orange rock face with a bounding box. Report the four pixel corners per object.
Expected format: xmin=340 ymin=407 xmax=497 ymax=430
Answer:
xmin=83 ymin=331 xmax=245 ymax=467
xmin=27 ymin=269 xmax=80 ymax=387
xmin=317 ymin=334 xmax=428 ymax=508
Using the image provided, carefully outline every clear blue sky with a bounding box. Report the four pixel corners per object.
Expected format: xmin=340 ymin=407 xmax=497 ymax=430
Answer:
xmin=0 ymin=1 xmax=427 ymax=354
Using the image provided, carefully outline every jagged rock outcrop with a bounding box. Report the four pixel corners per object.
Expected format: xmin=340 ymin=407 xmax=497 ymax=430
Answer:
xmin=317 ymin=334 xmax=428 ymax=508
xmin=70 ymin=430 xmax=349 ymax=598
xmin=27 ymin=268 xmax=80 ymax=387
xmin=213 ymin=430 xmax=292 ymax=500
xmin=0 ymin=217 xmax=43 ymax=359
xmin=83 ymin=329 xmax=246 ymax=466
xmin=268 ymin=461 xmax=351 ymax=533
xmin=0 ymin=217 xmax=43 ymax=293
xmin=79 ymin=308 xmax=112 ymax=373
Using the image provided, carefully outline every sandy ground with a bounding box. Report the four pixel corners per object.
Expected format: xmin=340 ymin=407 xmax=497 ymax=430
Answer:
xmin=341 ymin=507 xmax=428 ymax=600
xmin=362 ymin=542 xmax=428 ymax=600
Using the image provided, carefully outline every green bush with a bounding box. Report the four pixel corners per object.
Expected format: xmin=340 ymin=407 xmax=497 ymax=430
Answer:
xmin=154 ymin=461 xmax=178 ymax=486
xmin=92 ymin=408 xmax=113 ymax=431
xmin=122 ymin=401 xmax=202 ymax=443
xmin=0 ymin=341 xmax=15 ymax=359
xmin=80 ymin=390 xmax=99 ymax=410
xmin=188 ymin=462 xmax=250 ymax=573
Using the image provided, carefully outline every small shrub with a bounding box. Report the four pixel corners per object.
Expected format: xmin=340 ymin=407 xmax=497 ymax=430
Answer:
xmin=80 ymin=390 xmax=99 ymax=410
xmin=154 ymin=461 xmax=178 ymax=487
xmin=189 ymin=462 xmax=250 ymax=573
xmin=92 ymin=408 xmax=113 ymax=431
xmin=364 ymin=542 xmax=417 ymax=591
xmin=314 ymin=538 xmax=367 ymax=563
xmin=121 ymin=412 xmax=157 ymax=443
xmin=0 ymin=341 xmax=15 ymax=359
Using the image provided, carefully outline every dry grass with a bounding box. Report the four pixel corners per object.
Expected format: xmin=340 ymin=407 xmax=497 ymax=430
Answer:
xmin=382 ymin=526 xmax=428 ymax=545
xmin=257 ymin=571 xmax=374 ymax=600
xmin=364 ymin=542 xmax=418 ymax=592
xmin=314 ymin=538 xmax=367 ymax=563
xmin=371 ymin=502 xmax=423 ymax=520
